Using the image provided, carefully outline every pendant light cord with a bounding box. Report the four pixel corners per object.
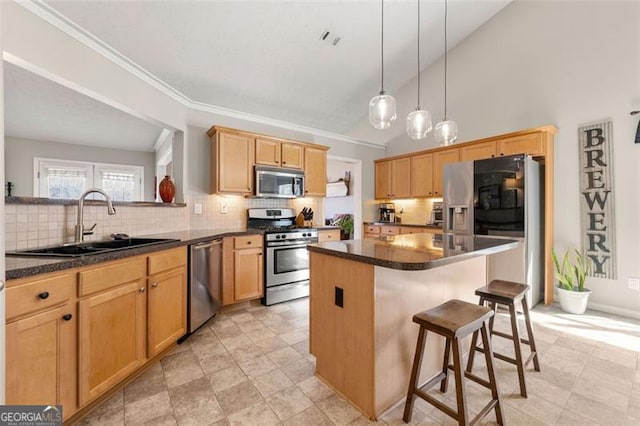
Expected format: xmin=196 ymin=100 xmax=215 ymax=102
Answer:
xmin=381 ymin=0 xmax=385 ymax=94
xmin=443 ymin=0 xmax=448 ymax=119
xmin=417 ymin=0 xmax=421 ymax=108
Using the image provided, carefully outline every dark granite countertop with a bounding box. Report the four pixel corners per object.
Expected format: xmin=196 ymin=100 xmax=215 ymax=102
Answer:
xmin=307 ymin=232 xmax=520 ymax=271
xmin=6 ymin=228 xmax=258 ymax=280
xmin=364 ymin=222 xmax=443 ymax=229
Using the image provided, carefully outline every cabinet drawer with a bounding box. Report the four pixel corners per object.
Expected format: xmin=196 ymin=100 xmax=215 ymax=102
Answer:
xmin=318 ymin=229 xmax=341 ymax=242
xmin=380 ymin=226 xmax=400 ymax=235
xmin=79 ymin=257 xmax=147 ymax=297
xmin=400 ymin=227 xmax=429 ymax=234
xmin=234 ymin=235 xmax=263 ymax=249
xmin=364 ymin=225 xmax=381 ymax=235
xmin=6 ymin=272 xmax=74 ymax=321
xmin=148 ymin=247 xmax=187 ymax=275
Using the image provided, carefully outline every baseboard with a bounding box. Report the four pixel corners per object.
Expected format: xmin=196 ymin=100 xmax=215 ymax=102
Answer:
xmin=586 ymin=301 xmax=640 ymax=320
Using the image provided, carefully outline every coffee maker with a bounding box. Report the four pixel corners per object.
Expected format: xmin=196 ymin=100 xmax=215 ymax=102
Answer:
xmin=378 ymin=203 xmax=396 ymax=223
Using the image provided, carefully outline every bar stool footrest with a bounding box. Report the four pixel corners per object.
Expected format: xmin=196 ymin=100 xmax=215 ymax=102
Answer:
xmin=472 ymin=400 xmax=499 ymax=425
xmin=415 ymin=389 xmax=457 ymax=420
xmin=524 ymin=351 xmax=538 ymax=369
xmin=472 ymin=346 xmax=519 ymax=366
xmin=419 ymin=372 xmax=447 ymax=393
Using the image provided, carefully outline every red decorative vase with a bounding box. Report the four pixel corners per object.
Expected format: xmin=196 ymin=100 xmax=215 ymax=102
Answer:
xmin=159 ymin=175 xmax=175 ymax=203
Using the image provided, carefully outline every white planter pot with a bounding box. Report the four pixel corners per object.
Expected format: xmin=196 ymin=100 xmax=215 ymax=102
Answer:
xmin=557 ymin=287 xmax=592 ymax=314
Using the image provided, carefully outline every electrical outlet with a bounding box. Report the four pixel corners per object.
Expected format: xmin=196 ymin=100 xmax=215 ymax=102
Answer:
xmin=194 ymin=203 xmax=202 ymax=215
xmin=220 ymin=202 xmax=228 ymax=214
xmin=628 ymin=277 xmax=640 ymax=291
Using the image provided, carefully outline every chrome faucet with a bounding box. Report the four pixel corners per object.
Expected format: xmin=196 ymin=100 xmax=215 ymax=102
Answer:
xmin=75 ymin=188 xmax=117 ymax=243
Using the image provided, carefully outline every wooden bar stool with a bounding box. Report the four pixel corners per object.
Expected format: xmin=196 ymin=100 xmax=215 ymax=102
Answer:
xmin=403 ymin=299 xmax=504 ymax=425
xmin=466 ymin=279 xmax=541 ymax=398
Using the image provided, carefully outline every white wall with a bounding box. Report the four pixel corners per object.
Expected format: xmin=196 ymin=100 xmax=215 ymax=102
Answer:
xmin=0 ymin=0 xmax=6 ymax=404
xmin=349 ymin=0 xmax=640 ymax=316
xmin=5 ymin=137 xmax=156 ymax=200
xmin=325 ymin=159 xmax=355 ymax=222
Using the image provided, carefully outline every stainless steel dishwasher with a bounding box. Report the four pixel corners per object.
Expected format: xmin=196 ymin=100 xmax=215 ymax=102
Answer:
xmin=187 ymin=238 xmax=223 ymax=334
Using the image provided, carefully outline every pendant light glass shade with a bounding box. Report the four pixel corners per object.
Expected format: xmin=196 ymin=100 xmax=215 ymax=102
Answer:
xmin=369 ymin=0 xmax=396 ymax=130
xmin=407 ymin=108 xmax=432 ymax=140
xmin=435 ymin=0 xmax=458 ymax=146
xmin=369 ymin=92 xmax=397 ymax=129
xmin=406 ymin=0 xmax=431 ymax=140
xmin=434 ymin=120 xmax=458 ymax=145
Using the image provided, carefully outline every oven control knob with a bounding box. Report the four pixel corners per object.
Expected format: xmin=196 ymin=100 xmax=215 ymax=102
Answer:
xmin=275 ymin=235 xmax=281 ymax=239
xmin=304 ymin=233 xmax=309 ymax=237
xmin=281 ymin=234 xmax=287 ymax=239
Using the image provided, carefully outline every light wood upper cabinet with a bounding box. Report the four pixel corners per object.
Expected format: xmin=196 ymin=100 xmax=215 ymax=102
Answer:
xmin=255 ymin=137 xmax=281 ymax=167
xmin=209 ymin=129 xmax=255 ymax=195
xmin=375 ymin=161 xmax=391 ymax=199
xmin=255 ymin=138 xmax=304 ymax=169
xmin=460 ymin=141 xmax=497 ymax=161
xmin=459 ymin=133 xmax=545 ymax=161
xmin=375 ymin=158 xmax=410 ymax=199
xmin=209 ymin=126 xmax=328 ymax=196
xmin=78 ymin=279 xmax=147 ymax=406
xmin=304 ymin=146 xmax=327 ymax=197
xmin=410 ymin=153 xmax=434 ymax=197
xmin=433 ymin=148 xmax=460 ymax=197
xmin=497 ymin=132 xmax=544 ymax=157
xmin=281 ymin=143 xmax=304 ymax=169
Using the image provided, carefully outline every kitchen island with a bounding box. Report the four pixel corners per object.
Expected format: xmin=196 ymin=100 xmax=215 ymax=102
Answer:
xmin=307 ymin=232 xmax=520 ymax=420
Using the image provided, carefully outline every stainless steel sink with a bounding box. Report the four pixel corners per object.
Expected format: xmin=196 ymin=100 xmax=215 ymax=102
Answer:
xmin=7 ymin=238 xmax=179 ymax=257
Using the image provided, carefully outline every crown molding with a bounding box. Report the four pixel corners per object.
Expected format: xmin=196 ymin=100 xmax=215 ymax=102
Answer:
xmin=16 ymin=1 xmax=387 ymax=151
xmin=189 ymin=101 xmax=386 ymax=150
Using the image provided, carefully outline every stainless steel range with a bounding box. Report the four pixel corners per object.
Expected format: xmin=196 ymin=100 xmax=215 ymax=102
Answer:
xmin=247 ymin=208 xmax=318 ymax=305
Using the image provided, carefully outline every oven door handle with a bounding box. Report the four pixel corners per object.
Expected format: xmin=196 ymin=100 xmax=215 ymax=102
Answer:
xmin=267 ymin=240 xmax=312 ymax=248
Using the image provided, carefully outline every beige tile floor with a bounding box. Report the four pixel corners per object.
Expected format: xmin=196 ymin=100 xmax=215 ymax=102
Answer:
xmin=76 ymin=299 xmax=640 ymax=425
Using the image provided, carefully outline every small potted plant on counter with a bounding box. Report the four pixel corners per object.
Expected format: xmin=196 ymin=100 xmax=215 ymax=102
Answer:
xmin=552 ymin=248 xmax=592 ymax=314
xmin=337 ymin=214 xmax=354 ymax=240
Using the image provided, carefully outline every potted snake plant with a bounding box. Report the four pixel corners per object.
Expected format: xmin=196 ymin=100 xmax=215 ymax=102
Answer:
xmin=552 ymin=248 xmax=592 ymax=314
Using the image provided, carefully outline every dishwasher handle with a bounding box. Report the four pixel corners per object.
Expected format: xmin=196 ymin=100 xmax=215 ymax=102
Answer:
xmin=192 ymin=239 xmax=223 ymax=250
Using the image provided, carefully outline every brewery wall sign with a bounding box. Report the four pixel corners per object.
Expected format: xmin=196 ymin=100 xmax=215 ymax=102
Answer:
xmin=578 ymin=120 xmax=616 ymax=279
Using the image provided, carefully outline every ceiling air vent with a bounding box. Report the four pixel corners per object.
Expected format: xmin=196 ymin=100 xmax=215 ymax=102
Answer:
xmin=319 ymin=30 xmax=341 ymax=47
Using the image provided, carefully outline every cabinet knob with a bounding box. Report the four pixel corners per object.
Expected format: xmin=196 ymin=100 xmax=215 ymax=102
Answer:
xmin=500 ymin=153 xmax=504 ymax=156
xmin=63 ymin=313 xmax=73 ymax=321
xmin=283 ymin=161 xmax=286 ymax=164
xmin=491 ymin=154 xmax=495 ymax=158
xmin=139 ymin=287 xmax=146 ymax=293
xmin=247 ymin=241 xmax=252 ymax=245
xmin=38 ymin=291 xmax=49 ymax=300
xmin=151 ymin=282 xmax=158 ymax=288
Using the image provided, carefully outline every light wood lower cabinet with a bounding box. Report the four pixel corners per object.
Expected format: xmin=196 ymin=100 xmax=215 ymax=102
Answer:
xmin=223 ymin=235 xmax=264 ymax=305
xmin=318 ymin=229 xmax=341 ymax=242
xmin=6 ymin=303 xmax=77 ymax=419
xmin=5 ymin=271 xmax=77 ymax=420
xmin=147 ymin=265 xmax=187 ymax=357
xmin=78 ymin=279 xmax=147 ymax=406
xmin=6 ymin=246 xmax=188 ymax=420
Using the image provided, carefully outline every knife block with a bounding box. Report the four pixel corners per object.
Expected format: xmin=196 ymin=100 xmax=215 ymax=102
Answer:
xmin=296 ymin=213 xmax=313 ymax=228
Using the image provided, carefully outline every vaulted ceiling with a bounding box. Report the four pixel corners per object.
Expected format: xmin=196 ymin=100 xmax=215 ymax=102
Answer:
xmin=4 ymin=0 xmax=511 ymax=150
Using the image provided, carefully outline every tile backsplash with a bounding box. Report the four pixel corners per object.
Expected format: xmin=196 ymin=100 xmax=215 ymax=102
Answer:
xmin=5 ymin=195 xmax=323 ymax=251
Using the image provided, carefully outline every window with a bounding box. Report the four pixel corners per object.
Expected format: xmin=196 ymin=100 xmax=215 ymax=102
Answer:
xmin=35 ymin=158 xmax=144 ymax=201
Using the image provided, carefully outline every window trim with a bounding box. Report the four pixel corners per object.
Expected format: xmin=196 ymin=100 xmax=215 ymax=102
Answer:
xmin=34 ymin=157 xmax=144 ymax=201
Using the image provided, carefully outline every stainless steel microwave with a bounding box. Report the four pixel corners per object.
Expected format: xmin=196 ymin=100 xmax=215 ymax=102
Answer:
xmin=255 ymin=166 xmax=305 ymax=198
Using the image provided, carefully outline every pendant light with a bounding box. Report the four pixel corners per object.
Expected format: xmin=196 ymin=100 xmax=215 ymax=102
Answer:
xmin=434 ymin=0 xmax=458 ymax=145
xmin=369 ymin=0 xmax=397 ymax=129
xmin=406 ymin=0 xmax=432 ymax=140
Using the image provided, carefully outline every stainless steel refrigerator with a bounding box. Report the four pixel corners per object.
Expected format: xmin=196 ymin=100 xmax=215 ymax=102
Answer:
xmin=443 ymin=154 xmax=543 ymax=306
